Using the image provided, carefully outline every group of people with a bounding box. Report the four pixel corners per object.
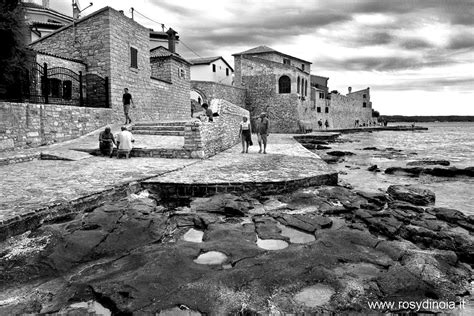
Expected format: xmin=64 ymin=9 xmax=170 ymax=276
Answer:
xmin=317 ymin=119 xmax=330 ymax=129
xmin=239 ymin=112 xmax=269 ymax=154
xmin=99 ymin=125 xmax=135 ymax=158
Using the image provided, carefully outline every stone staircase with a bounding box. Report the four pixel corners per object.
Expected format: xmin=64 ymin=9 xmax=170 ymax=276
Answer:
xmin=131 ymin=121 xmax=187 ymax=136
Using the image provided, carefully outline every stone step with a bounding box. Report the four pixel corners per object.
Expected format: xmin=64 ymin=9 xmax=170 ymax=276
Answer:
xmin=132 ymin=125 xmax=185 ymax=132
xmin=134 ymin=121 xmax=187 ymax=127
xmin=132 ymin=130 xmax=185 ymax=136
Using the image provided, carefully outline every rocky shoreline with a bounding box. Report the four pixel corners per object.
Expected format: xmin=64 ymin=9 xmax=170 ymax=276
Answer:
xmin=0 ymin=182 xmax=472 ymax=314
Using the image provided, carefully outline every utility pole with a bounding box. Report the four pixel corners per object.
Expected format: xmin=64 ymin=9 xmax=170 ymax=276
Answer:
xmin=131 ymin=7 xmax=134 ymax=20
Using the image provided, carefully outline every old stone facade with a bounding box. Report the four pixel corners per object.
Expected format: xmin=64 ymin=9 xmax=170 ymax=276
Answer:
xmin=30 ymin=7 xmax=190 ymax=124
xmin=233 ymin=46 xmax=312 ymax=133
xmin=233 ymin=46 xmax=374 ymax=132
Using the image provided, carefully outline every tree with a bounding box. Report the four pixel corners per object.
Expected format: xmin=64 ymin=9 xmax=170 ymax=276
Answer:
xmin=0 ymin=0 xmax=29 ymax=99
xmin=372 ymin=109 xmax=380 ymax=117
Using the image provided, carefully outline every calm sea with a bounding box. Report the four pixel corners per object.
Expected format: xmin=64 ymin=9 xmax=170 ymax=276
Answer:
xmin=332 ymin=122 xmax=474 ymax=215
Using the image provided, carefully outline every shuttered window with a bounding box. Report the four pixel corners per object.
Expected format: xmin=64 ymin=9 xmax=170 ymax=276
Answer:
xmin=130 ymin=47 xmax=138 ymax=69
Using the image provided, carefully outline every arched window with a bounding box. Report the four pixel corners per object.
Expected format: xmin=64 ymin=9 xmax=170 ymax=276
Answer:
xmin=297 ymin=76 xmax=300 ymax=94
xmin=304 ymin=80 xmax=308 ymax=96
xmin=278 ymin=75 xmax=291 ymax=94
xmin=301 ymin=79 xmax=304 ymax=95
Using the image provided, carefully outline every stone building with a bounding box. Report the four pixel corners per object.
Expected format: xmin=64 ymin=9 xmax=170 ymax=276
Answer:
xmin=188 ymin=56 xmax=234 ymax=86
xmin=29 ymin=6 xmax=191 ymax=122
xmin=22 ymin=0 xmax=73 ymax=43
xmin=233 ymin=45 xmax=312 ymax=133
xmin=233 ymin=45 xmax=374 ymax=132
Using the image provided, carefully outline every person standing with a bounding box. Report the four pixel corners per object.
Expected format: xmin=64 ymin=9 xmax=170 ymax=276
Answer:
xmin=202 ymin=103 xmax=213 ymax=122
xmin=257 ymin=112 xmax=269 ymax=154
xmin=122 ymin=88 xmax=134 ymax=124
xmin=116 ymin=126 xmax=135 ymax=159
xmin=98 ymin=126 xmax=115 ymax=157
xmin=324 ymin=119 xmax=329 ymax=129
xmin=239 ymin=116 xmax=252 ymax=153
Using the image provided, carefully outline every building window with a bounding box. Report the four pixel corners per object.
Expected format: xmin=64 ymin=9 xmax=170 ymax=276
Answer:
xmin=130 ymin=47 xmax=138 ymax=68
xmin=363 ymin=102 xmax=367 ymax=107
xmin=278 ymin=75 xmax=291 ymax=94
xmin=301 ymin=79 xmax=304 ymax=95
xmin=325 ymin=107 xmax=329 ymax=113
xmin=317 ymin=107 xmax=321 ymax=113
xmin=283 ymin=58 xmax=290 ymax=65
xmin=297 ymin=76 xmax=300 ymax=93
xmin=212 ymin=64 xmax=216 ymax=72
xmin=63 ymin=80 xmax=72 ymax=100
xmin=49 ymin=78 xmax=61 ymax=98
xmin=363 ymin=94 xmax=367 ymax=98
xmin=226 ymin=68 xmax=229 ymax=76
xmin=301 ymin=64 xmax=305 ymax=71
xmin=304 ymin=80 xmax=308 ymax=96
xmin=178 ymin=67 xmax=186 ymax=78
xmin=319 ymin=92 xmax=324 ymax=99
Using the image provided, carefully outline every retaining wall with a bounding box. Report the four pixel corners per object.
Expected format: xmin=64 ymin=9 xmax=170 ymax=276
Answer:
xmin=0 ymin=101 xmax=112 ymax=150
xmin=184 ymin=99 xmax=249 ymax=158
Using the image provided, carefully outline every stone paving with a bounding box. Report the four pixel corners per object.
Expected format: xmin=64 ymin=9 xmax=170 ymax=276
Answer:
xmin=143 ymin=134 xmax=336 ymax=188
xmin=0 ymin=130 xmax=336 ymax=238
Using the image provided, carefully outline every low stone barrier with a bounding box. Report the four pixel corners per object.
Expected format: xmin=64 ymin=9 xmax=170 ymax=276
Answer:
xmin=184 ymin=99 xmax=249 ymax=158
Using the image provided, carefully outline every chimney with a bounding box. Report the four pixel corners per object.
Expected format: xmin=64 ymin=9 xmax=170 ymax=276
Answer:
xmin=42 ymin=0 xmax=50 ymax=8
xmin=166 ymin=28 xmax=177 ymax=54
xmin=348 ymin=86 xmax=352 ymax=94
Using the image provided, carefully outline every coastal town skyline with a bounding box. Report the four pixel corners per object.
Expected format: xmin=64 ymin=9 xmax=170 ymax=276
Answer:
xmin=48 ymin=0 xmax=474 ymax=116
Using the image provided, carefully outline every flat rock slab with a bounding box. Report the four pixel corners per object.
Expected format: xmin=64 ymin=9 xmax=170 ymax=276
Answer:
xmin=143 ymin=134 xmax=337 ymax=191
xmin=41 ymin=150 xmax=93 ymax=161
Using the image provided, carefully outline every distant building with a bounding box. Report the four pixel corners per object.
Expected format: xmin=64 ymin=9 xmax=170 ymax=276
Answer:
xmin=188 ymin=56 xmax=234 ymax=86
xmin=233 ymin=45 xmax=374 ymax=132
xmin=21 ymin=0 xmax=73 ymax=43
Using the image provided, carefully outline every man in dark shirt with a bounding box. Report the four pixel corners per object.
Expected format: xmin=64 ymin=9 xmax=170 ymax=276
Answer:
xmin=257 ymin=112 xmax=269 ymax=154
xmin=122 ymin=88 xmax=134 ymax=124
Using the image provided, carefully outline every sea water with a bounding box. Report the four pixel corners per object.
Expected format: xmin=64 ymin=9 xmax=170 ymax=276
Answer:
xmin=330 ymin=122 xmax=474 ymax=215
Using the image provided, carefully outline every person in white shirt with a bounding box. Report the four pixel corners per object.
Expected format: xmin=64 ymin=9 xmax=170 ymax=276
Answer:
xmin=239 ymin=116 xmax=252 ymax=153
xmin=116 ymin=126 xmax=134 ymax=158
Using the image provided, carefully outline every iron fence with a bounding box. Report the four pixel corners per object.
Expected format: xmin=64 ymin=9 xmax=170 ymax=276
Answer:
xmin=10 ymin=62 xmax=109 ymax=108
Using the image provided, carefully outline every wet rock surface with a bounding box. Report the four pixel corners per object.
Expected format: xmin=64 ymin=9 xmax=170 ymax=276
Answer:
xmin=0 ymin=187 xmax=472 ymax=315
xmin=385 ymin=166 xmax=474 ymax=177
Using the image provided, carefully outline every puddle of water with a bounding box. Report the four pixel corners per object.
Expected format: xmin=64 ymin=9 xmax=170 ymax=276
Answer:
xmin=256 ymin=237 xmax=289 ymax=250
xmin=193 ymin=251 xmax=228 ymax=265
xmin=277 ymin=223 xmax=315 ymax=244
xmin=182 ymin=228 xmax=204 ymax=243
xmin=158 ymin=306 xmax=202 ymax=315
xmin=68 ymin=300 xmax=111 ymax=316
xmin=294 ymin=284 xmax=335 ymax=308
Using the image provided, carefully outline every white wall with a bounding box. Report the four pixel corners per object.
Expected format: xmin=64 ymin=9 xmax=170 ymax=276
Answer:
xmin=190 ymin=59 xmax=233 ymax=85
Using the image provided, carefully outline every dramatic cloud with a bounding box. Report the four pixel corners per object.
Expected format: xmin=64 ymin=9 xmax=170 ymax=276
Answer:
xmin=49 ymin=0 xmax=473 ymax=115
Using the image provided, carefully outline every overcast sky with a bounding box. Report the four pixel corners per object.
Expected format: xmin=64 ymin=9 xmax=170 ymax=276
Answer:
xmin=50 ymin=0 xmax=473 ymax=116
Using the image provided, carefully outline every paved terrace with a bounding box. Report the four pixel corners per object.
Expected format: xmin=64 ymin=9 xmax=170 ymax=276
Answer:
xmin=0 ymin=130 xmax=336 ymax=240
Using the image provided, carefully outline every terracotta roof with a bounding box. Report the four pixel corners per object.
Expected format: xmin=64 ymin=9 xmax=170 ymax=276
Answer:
xmin=234 ymin=45 xmax=277 ymax=55
xmin=188 ymin=56 xmax=234 ymax=71
xmin=233 ymin=45 xmax=312 ymax=64
xmin=28 ymin=47 xmax=85 ymax=64
xmin=150 ymin=46 xmax=191 ymax=65
xmin=22 ymin=2 xmax=73 ymax=22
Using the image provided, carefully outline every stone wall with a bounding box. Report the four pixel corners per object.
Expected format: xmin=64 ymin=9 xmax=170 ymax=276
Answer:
xmin=184 ymin=99 xmax=249 ymax=158
xmin=302 ymin=92 xmax=373 ymax=129
xmin=190 ymin=81 xmax=246 ymax=108
xmin=0 ymin=101 xmax=112 ymax=150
